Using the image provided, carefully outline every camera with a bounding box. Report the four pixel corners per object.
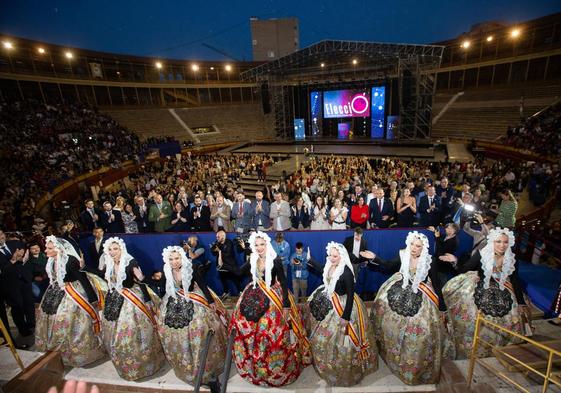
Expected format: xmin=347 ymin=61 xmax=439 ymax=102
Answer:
xmin=236 ymin=233 xmax=250 ymax=249
xmin=210 ymin=241 xmax=220 ymax=252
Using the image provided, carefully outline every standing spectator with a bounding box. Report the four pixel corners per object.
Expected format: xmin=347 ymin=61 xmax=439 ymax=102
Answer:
xmin=86 ymin=227 xmax=105 ymax=275
xmin=168 ymin=202 xmax=190 ymax=232
xmin=99 ymin=201 xmax=125 ymax=233
xmin=462 ymin=213 xmax=492 ymax=257
xmin=436 ymin=177 xmax=454 ymax=221
xmin=343 ymin=227 xmax=368 ymax=276
xmin=350 ymin=196 xmax=369 ymax=229
xmin=149 ymin=194 xmax=173 ymax=232
xmin=329 ymin=198 xmax=348 ymax=230
xmin=290 ymin=242 xmax=309 ymax=302
xmin=430 ymin=223 xmax=459 ymax=285
xmin=450 ymin=192 xmax=473 ymax=227
xmin=310 ymin=196 xmax=330 ymax=230
xmin=250 ymin=191 xmax=271 ymax=231
xmin=26 ymin=242 xmax=48 ymax=303
xmin=122 ymin=204 xmax=139 ymax=233
xmin=232 ymin=192 xmax=252 ymax=233
xmin=291 ymin=196 xmax=310 ymax=230
xmin=189 ymin=194 xmax=212 ymax=232
xmin=211 ymin=195 xmax=232 ymax=232
xmin=369 ymin=189 xmax=394 ymax=228
xmin=396 ymin=188 xmax=417 ymax=228
xmin=495 ymin=189 xmax=518 ymax=229
xmin=211 ymin=228 xmax=243 ymax=297
xmin=80 ymin=199 xmax=99 ymax=232
xmin=270 ymin=192 xmax=291 ymax=231
xmin=419 ymin=186 xmax=441 ymax=227
xmin=271 ymin=232 xmax=291 ymax=276
xmin=133 ymin=196 xmax=150 ymax=233
xmin=176 ymin=187 xmax=190 ymax=209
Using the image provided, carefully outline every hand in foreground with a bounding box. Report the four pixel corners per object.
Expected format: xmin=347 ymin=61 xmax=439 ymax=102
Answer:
xmin=48 ymin=380 xmax=99 ymax=393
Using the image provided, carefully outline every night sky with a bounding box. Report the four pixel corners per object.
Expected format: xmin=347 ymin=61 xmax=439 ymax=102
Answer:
xmin=1 ymin=1 xmax=559 ymax=61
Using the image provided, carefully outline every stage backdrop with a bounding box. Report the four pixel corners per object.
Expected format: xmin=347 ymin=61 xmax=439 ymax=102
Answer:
xmin=81 ymin=229 xmax=474 ymax=296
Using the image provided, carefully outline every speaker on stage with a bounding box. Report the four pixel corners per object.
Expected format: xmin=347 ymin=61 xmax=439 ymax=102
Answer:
xmin=261 ymin=83 xmax=271 ymax=114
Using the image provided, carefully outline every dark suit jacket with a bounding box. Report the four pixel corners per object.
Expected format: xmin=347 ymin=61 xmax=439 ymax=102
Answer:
xmin=433 ymin=235 xmax=459 ymax=276
xmin=86 ymin=238 xmax=105 ymax=273
xmin=133 ymin=204 xmax=150 ymax=232
xmin=80 ymin=208 xmax=100 ymax=231
xmin=419 ymin=195 xmax=441 ymax=227
xmin=99 ymin=209 xmax=125 ymax=233
xmin=343 ymin=236 xmax=368 ymax=265
xmin=190 ymin=205 xmax=211 ymax=232
xmin=368 ymin=198 xmax=394 ymax=228
xmin=0 ymin=241 xmax=31 ymax=300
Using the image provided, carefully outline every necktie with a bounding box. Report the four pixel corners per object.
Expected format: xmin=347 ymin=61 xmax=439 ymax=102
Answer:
xmin=429 ymin=197 xmax=433 ymax=206
xmin=2 ymin=245 xmax=11 ymax=256
xmin=378 ymin=199 xmax=382 ymax=212
xmin=239 ymin=203 xmax=243 ymax=216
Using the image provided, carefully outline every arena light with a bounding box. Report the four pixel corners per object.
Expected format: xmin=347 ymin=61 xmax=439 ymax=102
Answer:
xmin=320 ymin=62 xmax=325 ymax=68
xmin=225 ymin=64 xmax=232 ymax=72
xmin=461 ymin=40 xmax=471 ymax=49
xmin=352 ymin=58 xmax=358 ymax=65
xmin=155 ymin=61 xmax=162 ymax=69
xmin=37 ymin=47 xmax=46 ymax=54
xmin=486 ymin=35 xmax=494 ymax=42
xmin=510 ymin=28 xmax=521 ymax=38
xmin=191 ymin=64 xmax=199 ymax=71
xmin=2 ymin=41 xmax=13 ymax=50
xmin=210 ymin=66 xmax=215 ymax=70
xmin=65 ymin=51 xmax=73 ymax=59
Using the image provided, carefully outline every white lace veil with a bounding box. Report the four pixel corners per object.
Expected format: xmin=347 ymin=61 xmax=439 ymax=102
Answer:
xmin=162 ymin=246 xmax=193 ymax=299
xmin=322 ymin=241 xmax=354 ymax=296
xmin=479 ymin=227 xmax=516 ymax=290
xmin=249 ymin=231 xmax=277 ymax=288
xmin=45 ymin=235 xmax=81 ymax=288
xmin=102 ymin=237 xmax=135 ymax=291
xmin=399 ymin=231 xmax=432 ymax=293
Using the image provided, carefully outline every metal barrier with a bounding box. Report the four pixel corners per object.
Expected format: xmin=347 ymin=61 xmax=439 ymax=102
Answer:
xmin=467 ymin=311 xmax=561 ymax=392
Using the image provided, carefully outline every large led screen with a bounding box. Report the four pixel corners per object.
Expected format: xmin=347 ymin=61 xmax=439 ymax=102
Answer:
xmin=323 ymin=89 xmax=370 ymax=118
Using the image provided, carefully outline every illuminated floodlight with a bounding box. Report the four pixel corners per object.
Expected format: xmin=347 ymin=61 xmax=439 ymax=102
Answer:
xmin=2 ymin=41 xmax=13 ymax=49
xmin=65 ymin=51 xmax=73 ymax=59
xmin=352 ymin=59 xmax=358 ymax=65
xmin=155 ymin=61 xmax=163 ymax=69
xmin=320 ymin=62 xmax=325 ymax=68
xmin=486 ymin=35 xmax=493 ymax=42
xmin=191 ymin=64 xmax=199 ymax=71
xmin=225 ymin=64 xmax=232 ymax=72
xmin=461 ymin=40 xmax=471 ymax=49
xmin=511 ymin=28 xmax=521 ymax=38
xmin=37 ymin=47 xmax=46 ymax=54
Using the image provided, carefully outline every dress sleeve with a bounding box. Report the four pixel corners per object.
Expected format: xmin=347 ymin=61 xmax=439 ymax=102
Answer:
xmin=306 ymin=256 xmax=324 ymax=275
xmin=68 ymin=257 xmax=98 ymax=304
xmin=370 ymin=255 xmax=401 ymax=273
xmin=273 ymin=258 xmax=290 ymax=307
xmin=510 ymin=260 xmax=526 ymax=305
xmin=194 ymin=268 xmax=214 ymax=304
xmin=456 ymin=251 xmax=482 ymax=273
xmin=341 ymin=267 xmax=355 ymax=321
xmin=428 ymin=263 xmax=447 ymax=311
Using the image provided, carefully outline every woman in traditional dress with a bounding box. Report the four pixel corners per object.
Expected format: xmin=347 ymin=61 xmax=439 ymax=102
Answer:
xmin=229 ymin=231 xmax=311 ymax=387
xmin=100 ymin=237 xmax=165 ymax=381
xmin=157 ymin=246 xmax=228 ymax=385
xmin=370 ymin=231 xmax=449 ymax=385
xmin=307 ymin=242 xmax=377 ymax=386
xmin=441 ymin=227 xmax=530 ymax=358
xmin=36 ymin=236 xmax=107 ymax=367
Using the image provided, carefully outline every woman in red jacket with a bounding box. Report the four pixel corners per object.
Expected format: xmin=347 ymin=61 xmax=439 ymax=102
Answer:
xmin=350 ymin=196 xmax=369 ymax=229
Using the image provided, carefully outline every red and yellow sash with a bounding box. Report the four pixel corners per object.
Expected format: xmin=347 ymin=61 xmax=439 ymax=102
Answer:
xmin=418 ymin=281 xmax=439 ymax=309
xmin=64 ymin=282 xmax=101 ymax=334
xmin=209 ymin=289 xmax=229 ymax=328
xmin=257 ymin=280 xmax=311 ymax=351
xmin=121 ymin=288 xmax=157 ymax=326
xmin=332 ymin=293 xmax=370 ymax=361
xmin=493 ymin=276 xmax=515 ymax=297
xmin=92 ymin=279 xmax=105 ymax=310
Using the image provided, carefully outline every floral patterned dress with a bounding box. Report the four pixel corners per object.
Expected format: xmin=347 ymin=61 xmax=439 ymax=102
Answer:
xmin=101 ymin=259 xmax=165 ymax=381
xmin=229 ymin=258 xmax=311 ymax=387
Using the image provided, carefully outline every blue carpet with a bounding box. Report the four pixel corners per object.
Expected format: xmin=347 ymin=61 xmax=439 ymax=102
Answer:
xmin=519 ymin=262 xmax=561 ymax=317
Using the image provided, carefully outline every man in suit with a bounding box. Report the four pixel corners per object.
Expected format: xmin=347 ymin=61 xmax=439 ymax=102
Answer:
xmin=0 ymin=230 xmax=35 ymax=347
xmin=368 ymin=188 xmax=394 ymax=228
xmin=343 ymin=227 xmax=368 ymax=273
xmin=148 ymin=194 xmax=173 ymax=232
xmin=270 ymin=192 xmax=291 ymax=231
xmin=176 ymin=187 xmax=190 ymax=210
xmin=85 ymin=227 xmax=106 ymax=276
xmin=189 ymin=194 xmax=211 ymax=232
xmin=450 ymin=192 xmax=474 ymax=227
xmin=231 ymin=191 xmax=252 ymax=233
xmin=250 ymin=191 xmax=271 ymax=231
xmin=419 ymin=186 xmax=441 ymax=227
xmin=80 ymin=199 xmax=100 ymax=232
xmin=99 ymin=201 xmax=125 ymax=233
xmin=210 ymin=195 xmax=232 ymax=232
xmin=133 ymin=196 xmax=150 ymax=233
xmin=436 ymin=177 xmax=455 ymax=222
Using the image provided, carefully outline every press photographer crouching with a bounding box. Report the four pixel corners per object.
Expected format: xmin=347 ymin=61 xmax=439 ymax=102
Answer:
xmin=211 ymin=228 xmax=245 ymax=299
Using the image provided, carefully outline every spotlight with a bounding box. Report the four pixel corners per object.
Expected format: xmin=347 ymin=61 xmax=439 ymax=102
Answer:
xmin=511 ymin=28 xmax=520 ymax=38
xmin=65 ymin=51 xmax=73 ymax=59
xmin=486 ymin=35 xmax=493 ymax=42
xmin=2 ymin=41 xmax=13 ymax=50
xmin=210 ymin=66 xmax=215 ymax=70
xmin=155 ymin=61 xmax=162 ymax=69
xmin=37 ymin=47 xmax=46 ymax=54
xmin=225 ymin=64 xmax=232 ymax=72
xmin=461 ymin=40 xmax=470 ymax=49
xmin=320 ymin=62 xmax=325 ymax=68
xmin=352 ymin=59 xmax=358 ymax=65
xmin=191 ymin=64 xmax=199 ymax=71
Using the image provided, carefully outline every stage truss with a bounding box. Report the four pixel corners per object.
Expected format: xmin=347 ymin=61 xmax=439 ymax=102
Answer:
xmin=241 ymin=40 xmax=444 ymax=141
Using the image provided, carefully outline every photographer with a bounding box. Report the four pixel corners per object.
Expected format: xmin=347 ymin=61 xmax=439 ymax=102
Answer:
xmin=429 ymin=223 xmax=459 ymax=285
xmin=462 ymin=213 xmax=493 ymax=257
xmin=211 ymin=228 xmax=243 ymax=298
xmin=450 ymin=192 xmax=473 ymax=227
xmin=271 ymin=232 xmax=291 ymax=276
xmin=289 ymin=242 xmax=309 ymax=302
xmin=181 ymin=235 xmax=209 ymax=274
